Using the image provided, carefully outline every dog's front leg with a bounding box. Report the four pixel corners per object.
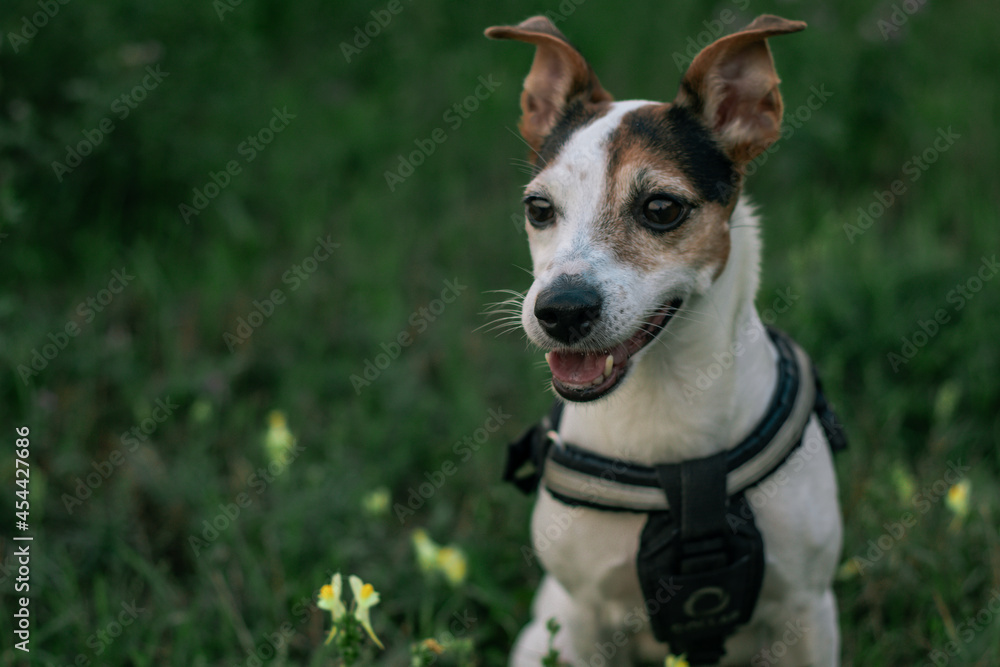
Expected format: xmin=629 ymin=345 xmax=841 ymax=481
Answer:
xmin=511 ymin=574 xmax=591 ymax=667
xmin=781 ymin=590 xmax=840 ymax=667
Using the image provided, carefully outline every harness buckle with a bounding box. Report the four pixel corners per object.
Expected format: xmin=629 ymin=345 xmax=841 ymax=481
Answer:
xmin=637 ymin=458 xmax=765 ymax=665
xmin=503 ymin=408 xmax=563 ymax=494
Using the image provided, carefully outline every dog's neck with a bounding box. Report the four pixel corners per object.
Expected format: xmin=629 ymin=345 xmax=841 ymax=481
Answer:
xmin=558 ymin=197 xmax=779 ymax=466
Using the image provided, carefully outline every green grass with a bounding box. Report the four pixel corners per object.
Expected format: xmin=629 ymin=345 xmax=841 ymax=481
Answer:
xmin=1 ymin=0 xmax=999 ymax=664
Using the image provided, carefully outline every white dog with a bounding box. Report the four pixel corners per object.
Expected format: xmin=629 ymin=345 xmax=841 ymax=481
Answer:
xmin=487 ymin=15 xmax=846 ymax=666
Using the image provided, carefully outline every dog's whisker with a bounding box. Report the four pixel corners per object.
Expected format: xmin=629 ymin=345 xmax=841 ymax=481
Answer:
xmin=511 ymin=264 xmax=535 ymax=278
xmin=480 ymin=316 xmax=523 ymax=326
xmin=480 ymin=308 xmax=522 ymax=318
xmin=487 ymin=301 xmax=522 ymax=308
xmin=482 ymin=289 xmax=525 ymax=298
xmin=481 ymin=318 xmax=523 ymax=329
xmin=480 ymin=306 xmax=521 ymax=314
xmin=505 ymin=125 xmax=547 ymax=168
xmin=509 ymin=157 xmax=543 ymax=178
xmin=475 ymin=321 xmax=521 ymax=335
xmin=483 ymin=296 xmax=524 ymax=306
xmin=476 ymin=314 xmax=525 ymax=330
xmin=483 ymin=288 xmax=527 ymax=297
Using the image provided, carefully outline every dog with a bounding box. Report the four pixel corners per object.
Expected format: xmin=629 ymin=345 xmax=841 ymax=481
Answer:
xmin=486 ymin=15 xmax=844 ymax=666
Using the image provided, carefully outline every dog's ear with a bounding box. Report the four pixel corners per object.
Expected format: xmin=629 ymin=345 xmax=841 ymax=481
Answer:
xmin=674 ymin=15 xmax=805 ymax=165
xmin=485 ymin=16 xmax=612 ymax=155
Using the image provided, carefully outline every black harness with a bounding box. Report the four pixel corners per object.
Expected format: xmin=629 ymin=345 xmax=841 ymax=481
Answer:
xmin=503 ymin=328 xmax=847 ymax=665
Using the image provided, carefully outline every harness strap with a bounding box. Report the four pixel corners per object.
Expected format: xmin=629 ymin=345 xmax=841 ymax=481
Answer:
xmin=503 ymin=401 xmax=563 ymax=494
xmin=503 ymin=329 xmax=845 ymax=509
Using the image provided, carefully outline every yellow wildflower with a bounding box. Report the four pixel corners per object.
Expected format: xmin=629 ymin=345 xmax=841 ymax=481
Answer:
xmin=665 ymin=654 xmax=690 ymax=667
xmin=361 ymin=486 xmax=391 ymax=517
xmin=349 ymin=575 xmax=384 ymax=649
xmin=436 ymin=546 xmax=468 ymax=586
xmin=946 ymin=479 xmax=971 ymax=532
xmin=412 ymin=529 xmax=441 ymax=574
xmin=264 ymin=410 xmax=296 ymax=464
xmin=317 ymin=573 xmax=346 ymax=645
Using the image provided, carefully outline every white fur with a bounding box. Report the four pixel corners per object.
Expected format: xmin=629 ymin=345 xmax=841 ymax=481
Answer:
xmin=510 ymin=102 xmax=842 ymax=666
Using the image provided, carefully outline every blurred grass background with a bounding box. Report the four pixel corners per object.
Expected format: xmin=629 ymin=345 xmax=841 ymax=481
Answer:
xmin=1 ymin=0 xmax=998 ymax=664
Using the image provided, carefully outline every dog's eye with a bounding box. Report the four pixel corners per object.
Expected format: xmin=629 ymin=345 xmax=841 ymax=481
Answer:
xmin=642 ymin=196 xmax=687 ymax=232
xmin=524 ymin=197 xmax=555 ymax=228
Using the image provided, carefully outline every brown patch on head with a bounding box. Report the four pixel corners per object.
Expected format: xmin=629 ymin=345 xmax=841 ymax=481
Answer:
xmin=590 ymin=103 xmax=739 ymax=277
xmin=607 ymin=104 xmax=738 ymax=204
xmin=485 ymin=16 xmax=613 ymax=164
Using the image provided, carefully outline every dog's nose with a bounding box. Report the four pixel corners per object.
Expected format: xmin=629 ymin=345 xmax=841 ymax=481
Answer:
xmin=534 ymin=279 xmax=603 ymax=344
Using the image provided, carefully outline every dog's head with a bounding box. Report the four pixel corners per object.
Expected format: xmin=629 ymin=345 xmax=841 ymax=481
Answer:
xmin=486 ymin=15 xmax=804 ymax=402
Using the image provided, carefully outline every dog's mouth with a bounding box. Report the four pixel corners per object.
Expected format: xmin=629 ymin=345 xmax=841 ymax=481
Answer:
xmin=544 ymin=298 xmax=683 ymax=402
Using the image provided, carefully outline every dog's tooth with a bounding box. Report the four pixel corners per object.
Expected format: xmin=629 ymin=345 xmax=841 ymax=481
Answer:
xmin=604 ymin=354 xmax=613 ymax=377
xmin=545 ymin=351 xmax=552 ymax=365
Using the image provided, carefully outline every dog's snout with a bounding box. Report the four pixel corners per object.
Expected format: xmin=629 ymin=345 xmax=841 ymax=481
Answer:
xmin=534 ymin=279 xmax=603 ymax=344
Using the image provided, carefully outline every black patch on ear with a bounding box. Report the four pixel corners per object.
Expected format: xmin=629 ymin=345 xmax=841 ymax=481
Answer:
xmin=609 ymin=105 xmax=737 ymax=204
xmin=678 ymin=80 xmax=705 ymax=116
xmin=538 ymin=100 xmax=609 ymax=164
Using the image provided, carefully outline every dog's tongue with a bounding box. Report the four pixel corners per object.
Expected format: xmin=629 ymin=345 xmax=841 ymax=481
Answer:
xmin=546 ymin=350 xmax=607 ymax=385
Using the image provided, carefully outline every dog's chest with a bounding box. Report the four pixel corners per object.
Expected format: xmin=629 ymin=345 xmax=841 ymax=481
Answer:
xmin=532 ymin=490 xmax=648 ymax=605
